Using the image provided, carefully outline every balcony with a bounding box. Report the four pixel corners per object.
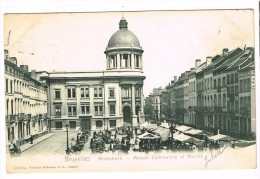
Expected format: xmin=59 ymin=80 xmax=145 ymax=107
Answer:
xmin=25 ymin=114 xmax=31 ymax=121
xmin=18 ymin=113 xmax=25 ymax=121
xmin=37 ymin=114 xmax=43 ymax=119
xmin=43 ymin=113 xmax=48 ymax=119
xmin=6 ymin=115 xmax=16 ymax=123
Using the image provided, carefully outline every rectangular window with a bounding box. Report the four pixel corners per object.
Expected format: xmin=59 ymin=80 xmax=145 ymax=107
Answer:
xmin=247 ymin=78 xmax=251 ymax=92
xmin=222 ymin=77 xmax=226 ymax=87
xmin=235 ymin=74 xmax=238 ymax=83
xmin=223 ymin=94 xmax=226 ymax=108
xmin=81 ymin=105 xmax=90 ymax=114
xmin=99 ymin=88 xmax=102 ymax=97
xmin=94 ymin=103 xmax=103 ymax=116
xmin=55 ymin=89 xmax=61 ymax=99
xmin=67 ymin=87 xmax=76 ymax=98
xmin=218 ymin=78 xmax=221 ymax=87
xmin=135 ymin=55 xmax=140 ymax=68
xmin=68 ymin=106 xmax=77 ymax=116
xmin=109 ymin=120 xmax=116 ymax=128
xmin=122 ymin=87 xmax=131 ymax=97
xmin=94 ymin=88 xmax=98 ymax=97
xmin=110 ymin=104 xmax=116 ymax=115
xmin=235 ymin=86 xmax=238 ymax=95
xmin=81 ymin=87 xmax=89 ymax=98
xmin=213 ymin=79 xmax=216 ymax=89
xmin=109 ymin=89 xmax=115 ymax=98
xmin=227 ymin=75 xmax=230 ymax=85
xmin=135 ymin=88 xmax=141 ymax=97
xmin=6 ymin=79 xmax=8 ymax=92
xmin=94 ymin=87 xmax=102 ymax=98
xmin=55 ymin=105 xmax=61 ymax=118
xmin=10 ymin=80 xmax=13 ymax=93
xmin=96 ymin=121 xmax=103 ymax=128
xmin=231 ymin=74 xmax=234 ymax=84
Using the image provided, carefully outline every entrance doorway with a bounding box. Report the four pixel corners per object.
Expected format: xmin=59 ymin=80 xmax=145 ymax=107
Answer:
xmin=81 ymin=119 xmax=91 ymax=131
xmin=123 ymin=106 xmax=131 ymax=124
xmin=135 ymin=106 xmax=140 ymax=123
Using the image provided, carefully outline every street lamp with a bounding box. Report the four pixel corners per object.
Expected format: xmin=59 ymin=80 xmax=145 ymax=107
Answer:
xmin=65 ymin=123 xmax=70 ymax=155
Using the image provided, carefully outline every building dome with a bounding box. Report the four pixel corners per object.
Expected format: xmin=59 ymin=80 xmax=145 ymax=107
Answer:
xmin=106 ymin=18 xmax=141 ymax=49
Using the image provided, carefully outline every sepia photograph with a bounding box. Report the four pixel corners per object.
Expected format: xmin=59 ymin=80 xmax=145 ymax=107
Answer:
xmin=1 ymin=0 xmax=259 ymax=179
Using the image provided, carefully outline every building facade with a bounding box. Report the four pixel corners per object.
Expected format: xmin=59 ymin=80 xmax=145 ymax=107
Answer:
xmin=4 ymin=50 xmax=48 ymax=146
xmin=40 ymin=18 xmax=146 ymax=131
xmin=146 ymin=47 xmax=255 ymax=139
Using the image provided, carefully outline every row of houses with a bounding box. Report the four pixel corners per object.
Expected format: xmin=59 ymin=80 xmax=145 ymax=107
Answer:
xmin=146 ymin=47 xmax=255 ymax=139
xmin=4 ymin=49 xmax=49 ymax=146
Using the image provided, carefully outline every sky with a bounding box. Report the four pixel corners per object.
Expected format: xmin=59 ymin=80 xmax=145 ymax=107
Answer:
xmin=3 ymin=6 xmax=255 ymax=97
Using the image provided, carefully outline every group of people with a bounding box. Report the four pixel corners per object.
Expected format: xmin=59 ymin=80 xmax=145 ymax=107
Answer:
xmin=70 ymin=130 xmax=90 ymax=153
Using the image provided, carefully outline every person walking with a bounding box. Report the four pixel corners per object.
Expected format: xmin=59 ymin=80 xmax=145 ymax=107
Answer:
xmin=30 ymin=135 xmax=34 ymax=144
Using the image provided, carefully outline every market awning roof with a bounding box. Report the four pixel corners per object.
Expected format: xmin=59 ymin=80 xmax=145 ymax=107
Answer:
xmin=173 ymin=133 xmax=204 ymax=145
xmin=185 ymin=129 xmax=203 ymax=135
xmin=137 ymin=132 xmax=159 ymax=139
xmin=140 ymin=122 xmax=150 ymax=128
xmin=173 ymin=133 xmax=191 ymax=142
xmin=153 ymin=127 xmax=165 ymax=134
xmin=145 ymin=124 xmax=160 ymax=131
xmin=159 ymin=122 xmax=170 ymax=129
xmin=159 ymin=128 xmax=170 ymax=141
xmin=175 ymin=125 xmax=193 ymax=132
xmin=208 ymin=134 xmax=236 ymax=141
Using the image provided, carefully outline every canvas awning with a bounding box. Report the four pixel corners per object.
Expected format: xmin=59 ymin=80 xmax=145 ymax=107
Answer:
xmin=137 ymin=132 xmax=159 ymax=139
xmin=175 ymin=125 xmax=193 ymax=132
xmin=185 ymin=129 xmax=203 ymax=135
xmin=145 ymin=124 xmax=160 ymax=131
xmin=153 ymin=127 xmax=165 ymax=134
xmin=208 ymin=134 xmax=236 ymax=141
xmin=159 ymin=122 xmax=170 ymax=129
xmin=156 ymin=128 xmax=170 ymax=141
xmin=140 ymin=122 xmax=150 ymax=128
xmin=173 ymin=133 xmax=192 ymax=142
xmin=173 ymin=133 xmax=204 ymax=145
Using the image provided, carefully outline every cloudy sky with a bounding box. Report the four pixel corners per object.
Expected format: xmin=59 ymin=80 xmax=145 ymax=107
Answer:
xmin=3 ymin=4 xmax=255 ymax=97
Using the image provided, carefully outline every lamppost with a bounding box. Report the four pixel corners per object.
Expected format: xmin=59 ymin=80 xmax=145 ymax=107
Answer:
xmin=169 ymin=120 xmax=175 ymax=150
xmin=65 ymin=123 xmax=70 ymax=155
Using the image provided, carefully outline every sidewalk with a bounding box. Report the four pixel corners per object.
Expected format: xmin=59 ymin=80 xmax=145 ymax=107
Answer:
xmin=19 ymin=133 xmax=56 ymax=152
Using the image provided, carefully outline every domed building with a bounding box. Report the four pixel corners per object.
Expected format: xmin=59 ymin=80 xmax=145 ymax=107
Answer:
xmin=105 ymin=17 xmax=144 ymax=72
xmin=40 ymin=18 xmax=146 ymax=131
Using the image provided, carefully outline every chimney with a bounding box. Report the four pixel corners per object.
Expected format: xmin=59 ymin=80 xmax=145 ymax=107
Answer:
xmin=195 ymin=59 xmax=201 ymax=69
xmin=31 ymin=70 xmax=37 ymax=79
xmin=206 ymin=56 xmax=212 ymax=66
xmin=190 ymin=68 xmax=195 ymax=71
xmin=20 ymin=65 xmax=29 ymax=72
xmin=223 ymin=48 xmax=229 ymax=57
xmin=174 ymin=76 xmax=177 ymax=81
xmin=9 ymin=57 xmax=17 ymax=65
xmin=4 ymin=49 xmax=9 ymax=60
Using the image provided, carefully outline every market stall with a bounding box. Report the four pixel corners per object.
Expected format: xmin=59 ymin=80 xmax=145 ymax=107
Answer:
xmin=175 ymin=125 xmax=193 ymax=132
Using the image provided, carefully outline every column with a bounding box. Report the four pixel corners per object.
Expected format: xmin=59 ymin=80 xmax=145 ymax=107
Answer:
xmin=131 ymin=54 xmax=135 ymax=69
xmin=131 ymin=84 xmax=138 ymax=126
xmin=117 ymin=54 xmax=120 ymax=70
xmin=140 ymin=87 xmax=144 ymax=114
